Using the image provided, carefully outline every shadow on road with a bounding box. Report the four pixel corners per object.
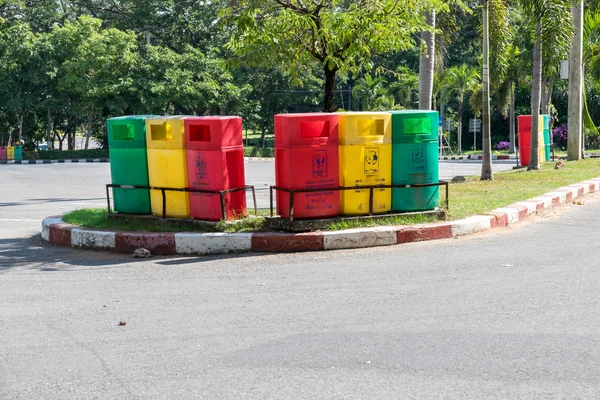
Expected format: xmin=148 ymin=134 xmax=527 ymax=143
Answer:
xmin=0 ymin=235 xmax=274 ymax=272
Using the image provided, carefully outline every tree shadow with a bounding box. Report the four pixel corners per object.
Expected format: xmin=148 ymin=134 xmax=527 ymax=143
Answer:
xmin=0 ymin=235 xmax=276 ymax=272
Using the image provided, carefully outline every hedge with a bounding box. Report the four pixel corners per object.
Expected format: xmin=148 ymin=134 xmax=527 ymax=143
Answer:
xmin=24 ymin=149 xmax=109 ymax=160
xmin=244 ymin=147 xmax=274 ymax=158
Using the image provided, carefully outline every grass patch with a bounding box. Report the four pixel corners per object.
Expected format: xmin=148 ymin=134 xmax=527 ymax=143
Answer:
xmin=62 ymin=208 xmax=271 ymax=233
xmin=326 ymin=214 xmax=438 ymax=231
xmin=63 ymin=159 xmax=600 ymax=233
xmin=448 ymin=158 xmax=600 ymax=220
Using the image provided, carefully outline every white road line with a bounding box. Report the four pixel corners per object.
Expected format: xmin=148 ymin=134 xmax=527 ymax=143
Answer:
xmin=0 ymin=218 xmax=41 ymax=222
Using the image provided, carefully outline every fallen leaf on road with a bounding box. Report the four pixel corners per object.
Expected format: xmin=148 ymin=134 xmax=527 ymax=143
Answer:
xmin=118 ymin=321 xmax=127 ymax=326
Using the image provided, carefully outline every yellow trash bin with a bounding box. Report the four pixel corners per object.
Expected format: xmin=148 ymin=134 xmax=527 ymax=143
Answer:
xmin=145 ymin=116 xmax=189 ymax=218
xmin=337 ymin=112 xmax=392 ymax=215
xmin=339 ymin=144 xmax=392 ymax=214
xmin=6 ymin=146 xmax=14 ymax=160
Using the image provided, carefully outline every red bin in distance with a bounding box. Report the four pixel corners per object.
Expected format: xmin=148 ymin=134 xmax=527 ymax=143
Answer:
xmin=518 ymin=115 xmax=532 ymax=166
xmin=0 ymin=147 xmax=6 ymax=161
xmin=275 ymin=113 xmax=340 ymax=219
xmin=185 ymin=116 xmax=246 ymax=221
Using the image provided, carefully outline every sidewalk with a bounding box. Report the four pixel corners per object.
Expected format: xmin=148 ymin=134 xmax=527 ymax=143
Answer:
xmin=41 ymin=177 xmax=600 ymax=256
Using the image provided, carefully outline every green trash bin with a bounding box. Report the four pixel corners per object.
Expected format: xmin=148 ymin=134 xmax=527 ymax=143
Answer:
xmin=390 ymin=110 xmax=440 ymax=211
xmin=541 ymin=114 xmax=551 ymax=161
xmin=13 ymin=145 xmax=22 ymax=160
xmin=107 ymin=115 xmax=157 ymax=214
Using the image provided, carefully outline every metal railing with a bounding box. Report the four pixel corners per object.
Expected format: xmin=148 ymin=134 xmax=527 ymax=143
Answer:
xmin=106 ymin=184 xmax=257 ymax=219
xmin=269 ymin=181 xmax=449 ymax=222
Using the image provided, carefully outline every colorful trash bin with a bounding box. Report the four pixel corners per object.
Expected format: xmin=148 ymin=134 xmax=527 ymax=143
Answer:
xmin=107 ymin=115 xmax=156 ymax=214
xmin=275 ymin=113 xmax=340 ymax=219
xmin=185 ymin=116 xmax=247 ymax=221
xmin=0 ymin=147 xmax=6 ymax=161
xmin=337 ymin=112 xmax=392 ymax=215
xmin=13 ymin=146 xmax=22 ymax=160
xmin=518 ymin=115 xmax=546 ymax=166
xmin=6 ymin=146 xmax=14 ymax=160
xmin=391 ymin=110 xmax=440 ymax=211
xmin=146 ymin=116 xmax=189 ymax=218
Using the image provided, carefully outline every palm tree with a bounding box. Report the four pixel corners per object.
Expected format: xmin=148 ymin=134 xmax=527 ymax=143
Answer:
xmin=481 ymin=0 xmax=511 ymax=180
xmin=418 ymin=10 xmax=436 ymax=110
xmin=519 ymin=0 xmax=573 ymax=170
xmin=352 ymin=74 xmax=386 ymax=111
xmin=568 ymin=0 xmax=583 ymax=161
xmin=389 ymin=66 xmax=420 ymax=108
xmin=444 ymin=64 xmax=480 ymax=155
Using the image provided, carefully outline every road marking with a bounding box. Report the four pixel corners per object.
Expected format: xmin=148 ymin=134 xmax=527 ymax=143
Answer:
xmin=0 ymin=218 xmax=41 ymax=222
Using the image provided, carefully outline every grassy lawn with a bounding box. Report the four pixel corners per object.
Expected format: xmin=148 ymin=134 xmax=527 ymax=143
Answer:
xmin=448 ymin=158 xmax=600 ymax=220
xmin=62 ymin=158 xmax=600 ymax=232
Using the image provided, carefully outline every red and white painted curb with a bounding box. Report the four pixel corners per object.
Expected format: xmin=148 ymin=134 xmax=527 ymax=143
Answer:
xmin=41 ymin=177 xmax=600 ymax=255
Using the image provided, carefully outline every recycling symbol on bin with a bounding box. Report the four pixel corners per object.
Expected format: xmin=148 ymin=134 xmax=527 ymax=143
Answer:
xmin=364 ymin=147 xmax=379 ymax=175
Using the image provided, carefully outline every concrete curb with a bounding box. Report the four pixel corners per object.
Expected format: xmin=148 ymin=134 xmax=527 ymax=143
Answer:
xmin=41 ymin=176 xmax=600 ymax=256
xmin=0 ymin=158 xmax=109 ymax=165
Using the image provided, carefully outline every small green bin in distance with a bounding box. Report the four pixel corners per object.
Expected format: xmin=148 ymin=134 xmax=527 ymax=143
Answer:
xmin=13 ymin=146 xmax=23 ymax=160
xmin=541 ymin=114 xmax=551 ymax=161
xmin=107 ymin=115 xmax=157 ymax=214
xmin=392 ymin=141 xmax=439 ymax=211
xmin=390 ymin=110 xmax=439 ymax=144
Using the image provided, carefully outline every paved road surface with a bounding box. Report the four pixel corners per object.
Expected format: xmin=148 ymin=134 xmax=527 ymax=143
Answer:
xmin=4 ymin=160 xmax=598 ymax=399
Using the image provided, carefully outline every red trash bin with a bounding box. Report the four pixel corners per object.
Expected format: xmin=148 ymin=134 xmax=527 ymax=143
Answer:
xmin=518 ymin=115 xmax=531 ymax=166
xmin=275 ymin=113 xmax=340 ymax=219
xmin=0 ymin=147 xmax=6 ymax=161
xmin=185 ymin=116 xmax=247 ymax=221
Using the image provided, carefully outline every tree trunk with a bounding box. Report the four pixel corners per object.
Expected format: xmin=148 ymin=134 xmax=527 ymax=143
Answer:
xmin=46 ymin=107 xmax=53 ymax=146
xmin=568 ymin=0 xmax=583 ymax=161
xmin=481 ymin=0 xmax=493 ymax=180
xmin=528 ymin=22 xmax=542 ymax=170
xmin=323 ymin=66 xmax=337 ymax=112
xmin=457 ymin=98 xmax=463 ymax=155
xmin=418 ymin=10 xmax=436 ymax=110
xmin=509 ymin=83 xmax=516 ymax=153
xmin=85 ymin=111 xmax=93 ymax=150
xmin=56 ymin=130 xmax=65 ymax=150
xmin=17 ymin=114 xmax=24 ymax=145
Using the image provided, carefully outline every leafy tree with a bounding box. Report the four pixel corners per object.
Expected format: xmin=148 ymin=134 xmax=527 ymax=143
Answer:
xmin=519 ymin=0 xmax=572 ymax=170
xmin=226 ymin=0 xmax=446 ymax=112
xmin=444 ymin=64 xmax=480 ymax=154
xmin=352 ymin=74 xmax=387 ymax=111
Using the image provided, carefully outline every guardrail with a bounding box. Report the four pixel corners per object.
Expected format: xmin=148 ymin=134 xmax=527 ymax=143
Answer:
xmin=106 ymin=184 xmax=258 ymax=220
xmin=269 ymin=181 xmax=449 ymax=222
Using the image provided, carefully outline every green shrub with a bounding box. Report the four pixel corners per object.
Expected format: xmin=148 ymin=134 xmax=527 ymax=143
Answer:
xmin=24 ymin=149 xmax=109 ymax=160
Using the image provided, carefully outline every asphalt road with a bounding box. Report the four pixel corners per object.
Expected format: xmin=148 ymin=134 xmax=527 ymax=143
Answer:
xmin=4 ymin=160 xmax=599 ymax=398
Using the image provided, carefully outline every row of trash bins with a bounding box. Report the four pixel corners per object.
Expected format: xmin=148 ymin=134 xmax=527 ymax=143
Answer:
xmin=518 ymin=114 xmax=551 ymax=166
xmin=0 ymin=146 xmax=23 ymax=161
xmin=275 ymin=111 xmax=440 ymax=219
xmin=108 ymin=115 xmax=247 ymax=221
xmin=108 ymin=111 xmax=441 ymax=222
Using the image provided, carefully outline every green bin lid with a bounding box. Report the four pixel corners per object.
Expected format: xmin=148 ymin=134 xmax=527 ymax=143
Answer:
xmin=107 ymin=115 xmax=157 ymax=148
xmin=390 ymin=110 xmax=439 ymax=143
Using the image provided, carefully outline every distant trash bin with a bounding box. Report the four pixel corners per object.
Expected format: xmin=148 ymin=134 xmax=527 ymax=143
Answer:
xmin=13 ymin=145 xmax=22 ymax=160
xmin=0 ymin=147 xmax=6 ymax=160
xmin=6 ymin=146 xmax=14 ymax=160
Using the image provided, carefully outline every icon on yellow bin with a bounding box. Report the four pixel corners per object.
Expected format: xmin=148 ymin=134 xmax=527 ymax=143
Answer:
xmin=364 ymin=147 xmax=379 ymax=175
